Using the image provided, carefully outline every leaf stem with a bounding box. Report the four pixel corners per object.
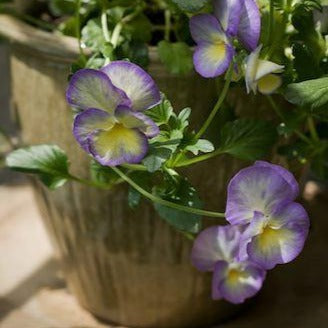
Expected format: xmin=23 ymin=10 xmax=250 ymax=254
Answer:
xmin=267 ymin=96 xmax=312 ymax=145
xmin=307 ymin=117 xmax=320 ymax=143
xmin=164 ymin=9 xmax=171 ymax=41
xmin=175 ymin=149 xmax=224 ymax=168
xmin=112 ymin=167 xmax=226 ymax=219
xmin=101 ymin=10 xmax=111 ymax=43
xmin=76 ymin=0 xmax=86 ymax=61
xmin=195 ymin=63 xmax=234 ymax=140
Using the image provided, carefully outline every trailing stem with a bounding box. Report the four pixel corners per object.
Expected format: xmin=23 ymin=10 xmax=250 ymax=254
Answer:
xmin=112 ymin=167 xmax=226 ymax=219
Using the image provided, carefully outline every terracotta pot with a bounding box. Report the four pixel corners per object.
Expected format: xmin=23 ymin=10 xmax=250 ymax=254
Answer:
xmin=0 ymin=14 xmax=252 ymax=328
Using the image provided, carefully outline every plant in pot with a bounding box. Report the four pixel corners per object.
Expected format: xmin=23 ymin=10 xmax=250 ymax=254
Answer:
xmin=1 ymin=0 xmax=328 ymax=327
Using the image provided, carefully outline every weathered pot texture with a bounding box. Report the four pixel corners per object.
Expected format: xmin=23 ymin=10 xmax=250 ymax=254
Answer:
xmin=0 ymin=15 xmax=257 ymax=328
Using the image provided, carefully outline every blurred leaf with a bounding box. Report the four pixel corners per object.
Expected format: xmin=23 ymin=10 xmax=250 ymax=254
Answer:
xmin=6 ymin=145 xmax=70 ymax=189
xmin=153 ymin=177 xmax=202 ymax=233
xmin=90 ymin=160 xmax=120 ymax=186
xmin=158 ymin=41 xmax=193 ymax=75
xmin=81 ymin=19 xmax=106 ymax=51
xmin=146 ymin=96 xmax=173 ymax=126
xmin=185 ymin=139 xmax=214 ymax=155
xmin=142 ymin=147 xmax=172 ymax=172
xmin=171 ymin=0 xmax=209 ymax=12
xmin=219 ymin=119 xmax=277 ymax=161
xmin=285 ymin=77 xmax=328 ymax=109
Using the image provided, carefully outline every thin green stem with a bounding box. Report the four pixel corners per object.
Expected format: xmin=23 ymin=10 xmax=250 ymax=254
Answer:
xmin=266 ymin=0 xmax=274 ymax=47
xmin=175 ymin=149 xmax=224 ymax=168
xmin=195 ymin=64 xmax=234 ymax=140
xmin=307 ymin=117 xmax=320 ymax=143
xmin=101 ymin=10 xmax=111 ymax=43
xmin=122 ymin=163 xmax=147 ymax=171
xmin=267 ymin=96 xmax=312 ymax=145
xmin=164 ymin=9 xmax=171 ymax=41
xmin=76 ymin=0 xmax=86 ymax=60
xmin=110 ymin=22 xmax=123 ymax=48
xmin=112 ymin=167 xmax=226 ymax=219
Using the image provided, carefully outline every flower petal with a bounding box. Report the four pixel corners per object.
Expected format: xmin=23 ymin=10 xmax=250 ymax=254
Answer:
xmin=66 ymin=69 xmax=129 ymax=112
xmin=89 ymin=124 xmax=148 ymax=166
xmin=193 ymin=42 xmax=234 ymax=78
xmin=212 ymin=261 xmax=266 ymax=304
xmin=254 ymin=161 xmax=299 ymax=199
xmin=247 ymin=202 xmax=309 ymax=269
xmin=257 ymin=74 xmax=282 ymax=95
xmin=226 ymin=165 xmax=297 ymax=226
xmin=73 ymin=108 xmax=116 ymax=152
xmin=189 ymin=14 xmax=228 ymax=44
xmin=115 ymin=106 xmax=159 ymax=138
xmin=237 ymin=0 xmax=261 ymax=51
xmin=101 ymin=61 xmax=161 ymax=112
xmin=245 ymin=44 xmax=261 ymax=93
xmin=191 ymin=225 xmax=243 ymax=272
xmin=213 ymin=0 xmax=243 ymax=36
xmin=255 ymin=60 xmax=284 ymax=81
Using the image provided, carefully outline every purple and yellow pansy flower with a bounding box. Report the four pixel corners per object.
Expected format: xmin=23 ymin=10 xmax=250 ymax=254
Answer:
xmin=226 ymin=161 xmax=310 ymax=270
xmin=245 ymin=45 xmax=284 ymax=95
xmin=66 ymin=61 xmax=161 ymax=166
xmin=191 ymin=225 xmax=266 ymax=304
xmin=189 ymin=0 xmax=261 ymax=78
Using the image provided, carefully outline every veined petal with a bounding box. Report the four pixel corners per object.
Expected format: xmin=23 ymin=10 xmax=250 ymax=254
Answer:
xmin=212 ymin=261 xmax=266 ymax=304
xmin=73 ymin=108 xmax=116 ymax=152
xmin=213 ymin=0 xmax=243 ymax=36
xmin=237 ymin=0 xmax=261 ymax=51
xmin=191 ymin=225 xmax=243 ymax=272
xmin=101 ymin=61 xmax=161 ymax=112
xmin=245 ymin=45 xmax=261 ymax=93
xmin=238 ymin=211 xmax=267 ymax=261
xmin=269 ymin=202 xmax=309 ymax=230
xmin=115 ymin=106 xmax=159 ymax=138
xmin=189 ymin=14 xmax=228 ymax=44
xmin=255 ymin=60 xmax=284 ymax=81
xmin=193 ymin=42 xmax=234 ymax=78
xmin=254 ymin=161 xmax=299 ymax=199
xmin=66 ymin=69 xmax=129 ymax=112
xmin=226 ymin=165 xmax=297 ymax=226
xmin=247 ymin=202 xmax=309 ymax=269
xmin=89 ymin=124 xmax=148 ymax=166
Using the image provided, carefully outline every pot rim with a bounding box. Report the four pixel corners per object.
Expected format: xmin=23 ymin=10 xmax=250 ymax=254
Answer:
xmin=0 ymin=14 xmax=159 ymax=63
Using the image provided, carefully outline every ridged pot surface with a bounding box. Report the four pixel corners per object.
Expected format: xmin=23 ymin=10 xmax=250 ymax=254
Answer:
xmin=1 ymin=15 xmax=252 ymax=328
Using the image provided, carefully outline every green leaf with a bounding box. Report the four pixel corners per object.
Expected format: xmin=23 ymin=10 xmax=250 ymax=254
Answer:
xmin=6 ymin=145 xmax=70 ymax=189
xmin=219 ymin=119 xmax=277 ymax=161
xmin=171 ymin=0 xmax=209 ymax=12
xmin=185 ymin=139 xmax=214 ymax=155
xmin=127 ymin=171 xmax=150 ymax=209
xmin=158 ymin=41 xmax=193 ymax=75
xmin=142 ymin=147 xmax=172 ymax=172
xmin=49 ymin=0 xmax=76 ymax=16
xmin=90 ymin=160 xmax=119 ymax=186
xmin=81 ymin=19 xmax=106 ymax=51
xmin=146 ymin=96 xmax=174 ymax=126
xmin=285 ymin=77 xmax=328 ymax=109
xmin=153 ymin=177 xmax=202 ymax=233
xmin=123 ymin=14 xmax=152 ymax=43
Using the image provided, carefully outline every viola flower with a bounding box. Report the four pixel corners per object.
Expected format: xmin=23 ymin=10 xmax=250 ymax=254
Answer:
xmin=189 ymin=0 xmax=261 ymax=78
xmin=245 ymin=45 xmax=284 ymax=95
xmin=191 ymin=225 xmax=266 ymax=304
xmin=66 ymin=61 xmax=160 ymax=166
xmin=226 ymin=161 xmax=310 ymax=270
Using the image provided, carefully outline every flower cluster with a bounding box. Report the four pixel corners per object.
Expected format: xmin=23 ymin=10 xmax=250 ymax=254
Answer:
xmin=191 ymin=161 xmax=309 ymax=304
xmin=66 ymin=61 xmax=161 ymax=166
xmin=190 ymin=0 xmax=284 ymax=95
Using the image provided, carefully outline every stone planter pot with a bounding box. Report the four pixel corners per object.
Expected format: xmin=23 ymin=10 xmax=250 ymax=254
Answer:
xmin=0 ymin=14 xmax=254 ymax=328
